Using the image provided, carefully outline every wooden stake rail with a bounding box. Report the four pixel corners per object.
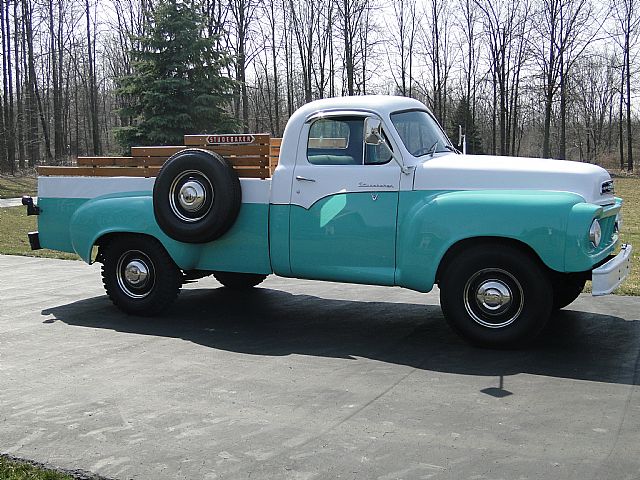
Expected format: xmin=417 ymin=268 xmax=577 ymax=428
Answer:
xmin=269 ymin=138 xmax=281 ymax=176
xmin=38 ymin=134 xmax=282 ymax=179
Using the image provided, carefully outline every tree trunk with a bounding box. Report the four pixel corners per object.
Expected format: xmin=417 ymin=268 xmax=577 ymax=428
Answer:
xmin=492 ymin=70 xmax=497 ymax=155
xmin=559 ymin=52 xmax=566 ymax=159
xmin=25 ymin=0 xmax=52 ymax=163
xmin=14 ymin=0 xmax=24 ymax=170
xmin=624 ymin=29 xmax=633 ymax=171
xmin=269 ymin=0 xmax=280 ymax=135
xmin=343 ymin=0 xmax=354 ymax=95
xmin=48 ymin=0 xmax=63 ymax=163
xmin=22 ymin=0 xmax=39 ymax=167
xmin=86 ymin=0 xmax=101 ymax=155
xmin=1 ymin=0 xmax=9 ymax=172
xmin=618 ymin=67 xmax=624 ymax=169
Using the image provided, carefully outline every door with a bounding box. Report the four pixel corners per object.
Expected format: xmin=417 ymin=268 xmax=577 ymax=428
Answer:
xmin=289 ymin=115 xmax=401 ymax=285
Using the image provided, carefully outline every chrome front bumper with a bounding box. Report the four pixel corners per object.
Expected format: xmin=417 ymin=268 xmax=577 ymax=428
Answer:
xmin=592 ymin=244 xmax=633 ymax=296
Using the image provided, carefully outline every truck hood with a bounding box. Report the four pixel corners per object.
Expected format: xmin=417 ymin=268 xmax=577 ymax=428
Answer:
xmin=414 ymin=154 xmax=615 ymax=205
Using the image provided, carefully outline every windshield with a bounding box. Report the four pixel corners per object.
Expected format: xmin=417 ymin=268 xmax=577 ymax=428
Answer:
xmin=390 ymin=109 xmax=453 ymax=157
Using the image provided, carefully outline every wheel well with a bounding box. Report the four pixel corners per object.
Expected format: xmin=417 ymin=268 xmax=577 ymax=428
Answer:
xmin=94 ymin=232 xmax=164 ymax=263
xmin=435 ymin=237 xmax=549 ymax=285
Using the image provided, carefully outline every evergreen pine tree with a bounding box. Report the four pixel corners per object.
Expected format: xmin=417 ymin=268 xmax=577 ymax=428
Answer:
xmin=115 ymin=0 xmax=236 ymax=149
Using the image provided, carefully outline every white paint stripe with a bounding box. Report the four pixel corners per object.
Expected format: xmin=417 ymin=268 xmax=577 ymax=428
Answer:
xmin=240 ymin=178 xmax=271 ymax=203
xmin=38 ymin=176 xmax=271 ymax=204
xmin=38 ymin=176 xmax=154 ymax=199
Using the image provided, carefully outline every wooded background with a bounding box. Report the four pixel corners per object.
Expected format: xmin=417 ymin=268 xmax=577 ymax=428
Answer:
xmin=0 ymin=0 xmax=637 ymax=173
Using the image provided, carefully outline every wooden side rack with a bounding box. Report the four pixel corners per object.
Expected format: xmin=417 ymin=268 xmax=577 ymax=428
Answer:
xmin=37 ymin=134 xmax=281 ymax=179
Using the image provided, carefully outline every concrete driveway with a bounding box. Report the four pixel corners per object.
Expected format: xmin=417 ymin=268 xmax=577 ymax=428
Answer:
xmin=1 ymin=254 xmax=639 ymax=479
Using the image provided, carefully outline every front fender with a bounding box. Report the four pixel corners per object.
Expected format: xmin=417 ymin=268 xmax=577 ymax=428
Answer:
xmin=395 ymin=190 xmax=586 ymax=292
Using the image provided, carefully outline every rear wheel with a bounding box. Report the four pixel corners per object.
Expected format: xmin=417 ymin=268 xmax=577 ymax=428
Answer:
xmin=439 ymin=244 xmax=553 ymax=348
xmin=101 ymin=236 xmax=182 ymax=315
xmin=213 ymin=271 xmax=267 ymax=289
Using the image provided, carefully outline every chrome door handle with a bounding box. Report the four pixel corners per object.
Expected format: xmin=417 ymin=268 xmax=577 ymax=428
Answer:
xmin=295 ymin=175 xmax=316 ymax=182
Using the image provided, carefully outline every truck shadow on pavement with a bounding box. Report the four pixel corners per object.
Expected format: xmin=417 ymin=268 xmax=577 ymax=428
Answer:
xmin=42 ymin=287 xmax=640 ymax=387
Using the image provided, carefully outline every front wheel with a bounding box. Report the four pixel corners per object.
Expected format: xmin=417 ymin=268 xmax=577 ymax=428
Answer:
xmin=552 ymin=273 xmax=586 ymax=310
xmin=101 ymin=236 xmax=182 ymax=315
xmin=439 ymin=245 xmax=553 ymax=348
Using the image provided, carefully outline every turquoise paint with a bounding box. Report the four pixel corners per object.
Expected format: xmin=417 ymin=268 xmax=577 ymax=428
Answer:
xmin=394 ymin=190 xmax=606 ymax=293
xmin=37 ymin=197 xmax=89 ymax=253
xmin=38 ymin=188 xmax=622 ymax=293
xmin=564 ymin=198 xmax=621 ymax=271
xmin=268 ymin=204 xmax=292 ymax=276
xmin=196 ymin=202 xmax=270 ymax=273
xmin=41 ymin=193 xmax=272 ymax=274
xmin=320 ymin=194 xmax=347 ymax=228
xmin=289 ymin=191 xmax=397 ymax=285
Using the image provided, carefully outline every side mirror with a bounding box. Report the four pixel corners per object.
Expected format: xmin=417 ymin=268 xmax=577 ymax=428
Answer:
xmin=458 ymin=125 xmax=467 ymax=155
xmin=364 ymin=117 xmax=382 ymax=145
xmin=363 ymin=116 xmax=410 ymax=174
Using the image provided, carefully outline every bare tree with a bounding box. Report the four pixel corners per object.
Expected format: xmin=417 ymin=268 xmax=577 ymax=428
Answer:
xmin=227 ymin=0 xmax=259 ymax=131
xmin=311 ymin=0 xmax=334 ymax=99
xmin=612 ymin=0 xmax=640 ymax=171
xmin=535 ymin=0 xmax=596 ymax=158
xmin=1 ymin=0 xmax=11 ymax=172
xmin=85 ymin=0 xmax=101 ymax=154
xmin=336 ymin=0 xmax=372 ymax=95
xmin=387 ymin=0 xmax=417 ymax=96
xmin=418 ymin=0 xmax=457 ymax=123
xmin=288 ymin=0 xmax=315 ymax=103
xmin=457 ymin=0 xmax=481 ymax=116
xmin=264 ymin=0 xmax=281 ymax=133
xmin=571 ymin=53 xmax=617 ymax=162
xmin=474 ymin=0 xmax=529 ymax=155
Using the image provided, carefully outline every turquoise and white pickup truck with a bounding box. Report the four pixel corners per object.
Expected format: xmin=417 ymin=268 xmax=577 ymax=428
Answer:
xmin=23 ymin=95 xmax=632 ymax=347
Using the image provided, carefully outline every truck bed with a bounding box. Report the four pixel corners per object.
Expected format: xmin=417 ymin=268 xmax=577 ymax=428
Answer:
xmin=36 ymin=135 xmax=281 ymax=179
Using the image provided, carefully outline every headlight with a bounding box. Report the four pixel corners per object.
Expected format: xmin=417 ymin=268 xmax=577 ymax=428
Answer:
xmin=589 ymin=219 xmax=602 ymax=247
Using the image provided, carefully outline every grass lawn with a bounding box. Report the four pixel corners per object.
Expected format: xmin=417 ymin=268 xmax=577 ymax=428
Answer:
xmin=0 ymin=206 xmax=78 ymax=260
xmin=0 ymin=176 xmax=638 ymax=294
xmin=0 ymin=455 xmax=74 ymax=480
xmin=615 ymin=177 xmax=640 ymax=295
xmin=0 ymin=174 xmax=37 ymax=199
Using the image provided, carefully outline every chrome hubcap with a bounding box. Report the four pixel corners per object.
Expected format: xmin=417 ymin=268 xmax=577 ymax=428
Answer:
xmin=476 ymin=281 xmax=512 ymax=311
xmin=464 ymin=268 xmax=524 ymax=329
xmin=124 ymin=260 xmax=149 ymax=287
xmin=178 ymin=180 xmax=206 ymax=212
xmin=169 ymin=170 xmax=214 ymax=222
xmin=116 ymin=250 xmax=155 ymax=299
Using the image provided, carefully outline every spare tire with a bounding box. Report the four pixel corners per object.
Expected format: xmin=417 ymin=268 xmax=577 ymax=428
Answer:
xmin=153 ymin=149 xmax=241 ymax=244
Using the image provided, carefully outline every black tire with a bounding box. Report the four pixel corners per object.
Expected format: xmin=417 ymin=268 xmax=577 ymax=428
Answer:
xmin=101 ymin=236 xmax=182 ymax=315
xmin=153 ymin=149 xmax=242 ymax=244
xmin=552 ymin=274 xmax=586 ymax=310
xmin=213 ymin=271 xmax=268 ymax=289
xmin=439 ymin=244 xmax=553 ymax=348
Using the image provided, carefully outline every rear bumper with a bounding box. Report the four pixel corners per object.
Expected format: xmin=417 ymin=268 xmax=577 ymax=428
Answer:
xmin=592 ymin=243 xmax=632 ymax=296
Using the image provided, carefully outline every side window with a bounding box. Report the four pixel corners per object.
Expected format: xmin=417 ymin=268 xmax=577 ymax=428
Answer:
xmin=307 ymin=117 xmax=364 ymax=165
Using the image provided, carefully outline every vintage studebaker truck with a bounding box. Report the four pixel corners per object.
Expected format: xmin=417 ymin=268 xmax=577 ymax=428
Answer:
xmin=23 ymin=95 xmax=632 ymax=347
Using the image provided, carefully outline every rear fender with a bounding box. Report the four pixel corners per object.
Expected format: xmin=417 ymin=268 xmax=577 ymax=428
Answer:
xmin=69 ymin=194 xmax=200 ymax=267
